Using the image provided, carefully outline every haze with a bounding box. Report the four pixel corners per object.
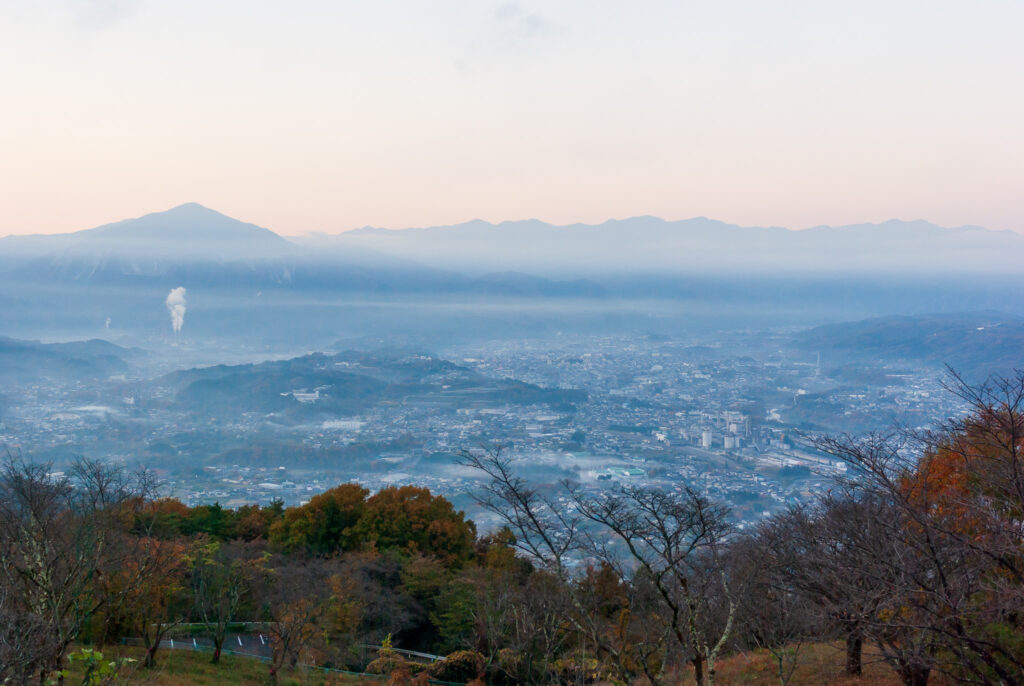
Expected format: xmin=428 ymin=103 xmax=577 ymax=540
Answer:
xmin=1 ymin=0 xmax=1022 ymax=237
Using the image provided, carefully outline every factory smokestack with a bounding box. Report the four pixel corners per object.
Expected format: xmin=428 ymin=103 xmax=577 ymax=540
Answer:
xmin=165 ymin=287 xmax=187 ymax=335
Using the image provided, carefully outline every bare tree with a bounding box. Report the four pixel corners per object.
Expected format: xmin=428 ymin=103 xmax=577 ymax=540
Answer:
xmin=0 ymin=580 xmax=61 ymax=684
xmin=570 ymin=485 xmax=736 ymax=686
xmin=728 ymin=531 xmax=822 ymax=686
xmin=814 ymin=369 xmax=1024 ymax=686
xmin=458 ymin=446 xmax=736 ymax=686
xmin=754 ymin=494 xmax=899 ymax=678
xmin=0 ymin=455 xmax=155 ymax=683
xmin=457 ymin=446 xmax=583 ymax=577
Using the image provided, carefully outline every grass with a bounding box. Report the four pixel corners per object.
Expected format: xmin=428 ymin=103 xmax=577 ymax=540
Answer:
xmin=62 ymin=645 xmax=379 ymax=686
xmin=63 ymin=642 xmax=953 ymax=685
xmin=679 ymin=642 xmax=952 ymax=686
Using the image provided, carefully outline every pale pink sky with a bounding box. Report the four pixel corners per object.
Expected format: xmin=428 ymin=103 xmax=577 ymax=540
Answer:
xmin=1 ymin=0 xmax=1021 ymax=237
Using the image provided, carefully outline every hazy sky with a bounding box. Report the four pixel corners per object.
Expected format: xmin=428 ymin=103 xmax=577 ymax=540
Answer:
xmin=2 ymin=0 xmax=1022 ymax=236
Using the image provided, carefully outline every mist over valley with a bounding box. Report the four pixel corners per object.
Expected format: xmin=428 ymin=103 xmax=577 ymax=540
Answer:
xmin=2 ymin=204 xmax=1021 ymax=524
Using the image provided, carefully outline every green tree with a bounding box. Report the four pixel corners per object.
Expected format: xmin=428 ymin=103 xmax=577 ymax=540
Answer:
xmin=269 ymin=483 xmax=369 ymax=554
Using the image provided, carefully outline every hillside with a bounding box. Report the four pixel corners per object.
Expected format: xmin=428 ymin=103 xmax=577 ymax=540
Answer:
xmin=159 ymin=350 xmax=587 ymax=422
xmin=0 ymin=336 xmax=135 ymax=383
xmin=793 ymin=311 xmax=1024 ymax=380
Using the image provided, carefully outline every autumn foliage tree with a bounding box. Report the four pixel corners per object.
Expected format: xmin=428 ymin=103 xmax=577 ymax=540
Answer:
xmin=356 ymin=485 xmax=477 ymax=565
xmin=267 ymin=483 xmax=476 ymax=565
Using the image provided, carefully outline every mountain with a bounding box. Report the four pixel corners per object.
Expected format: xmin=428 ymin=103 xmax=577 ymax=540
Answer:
xmin=792 ymin=312 xmax=1024 ymax=380
xmin=7 ymin=207 xmax=1024 ymax=280
xmin=71 ymin=202 xmax=296 ymax=259
xmin=1 ymin=203 xmax=296 ymax=261
xmin=0 ymin=337 xmax=137 ymax=383
xmin=299 ymin=216 xmax=1024 ymax=276
xmin=0 ymin=204 xmax=604 ymax=297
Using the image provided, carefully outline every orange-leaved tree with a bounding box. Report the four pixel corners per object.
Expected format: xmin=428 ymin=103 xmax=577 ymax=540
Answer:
xmin=354 ymin=485 xmax=477 ymax=565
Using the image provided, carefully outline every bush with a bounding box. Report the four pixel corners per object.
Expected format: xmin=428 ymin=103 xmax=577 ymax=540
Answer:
xmin=427 ymin=650 xmax=485 ymax=682
xmin=553 ymin=654 xmax=602 ymax=684
xmin=366 ymin=654 xmax=412 ymax=675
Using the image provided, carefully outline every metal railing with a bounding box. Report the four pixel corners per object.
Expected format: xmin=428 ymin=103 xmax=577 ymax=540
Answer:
xmin=120 ymin=636 xmax=464 ymax=684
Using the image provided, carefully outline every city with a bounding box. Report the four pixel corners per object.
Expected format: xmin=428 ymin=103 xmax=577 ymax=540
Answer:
xmin=0 ymin=330 xmax=964 ymax=527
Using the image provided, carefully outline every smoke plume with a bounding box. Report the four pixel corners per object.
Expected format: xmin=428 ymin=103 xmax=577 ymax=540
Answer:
xmin=165 ymin=287 xmax=187 ymax=334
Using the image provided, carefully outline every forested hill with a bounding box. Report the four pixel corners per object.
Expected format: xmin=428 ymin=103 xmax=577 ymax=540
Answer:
xmin=0 ymin=336 xmax=137 ymax=382
xmin=793 ymin=311 xmax=1024 ymax=380
xmin=157 ymin=350 xmax=586 ymax=421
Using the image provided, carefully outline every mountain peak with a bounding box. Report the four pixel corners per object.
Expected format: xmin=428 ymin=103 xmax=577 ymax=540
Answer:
xmin=75 ymin=204 xmax=295 ymax=259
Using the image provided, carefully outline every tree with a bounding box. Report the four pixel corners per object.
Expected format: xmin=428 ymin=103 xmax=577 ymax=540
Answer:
xmin=355 ymin=485 xmax=477 ymax=565
xmin=115 ymin=536 xmax=193 ymax=668
xmin=191 ymin=539 xmax=263 ymax=664
xmin=458 ymin=446 xmax=737 ymax=686
xmin=0 ymin=456 xmax=155 ymax=682
xmin=571 ymin=484 xmax=737 ymax=686
xmin=753 ymin=495 xmax=896 ymax=678
xmin=815 ymin=369 xmax=1024 ymax=686
xmin=0 ymin=580 xmax=59 ymax=684
xmin=262 ymin=559 xmax=335 ymax=684
xmin=269 ymin=483 xmax=368 ymax=554
xmin=727 ymin=531 xmax=821 ymax=686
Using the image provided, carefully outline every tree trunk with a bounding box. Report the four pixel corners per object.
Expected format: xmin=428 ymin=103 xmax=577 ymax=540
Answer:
xmin=211 ymin=637 xmax=223 ymax=664
xmin=776 ymin=653 xmax=788 ymax=686
xmin=898 ymin=665 xmax=930 ymax=686
xmin=845 ymin=630 xmax=863 ymax=676
xmin=143 ymin=623 xmax=171 ymax=669
xmin=692 ymin=656 xmax=705 ymax=686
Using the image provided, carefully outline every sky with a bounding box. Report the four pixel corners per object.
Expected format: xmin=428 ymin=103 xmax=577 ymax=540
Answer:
xmin=1 ymin=0 xmax=1022 ymax=237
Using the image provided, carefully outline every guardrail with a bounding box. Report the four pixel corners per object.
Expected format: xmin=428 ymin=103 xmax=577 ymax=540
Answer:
xmin=121 ymin=636 xmax=463 ymax=684
xmin=360 ymin=644 xmax=444 ymax=663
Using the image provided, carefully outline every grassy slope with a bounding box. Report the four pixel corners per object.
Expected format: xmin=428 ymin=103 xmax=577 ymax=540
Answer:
xmin=69 ymin=642 xmax=953 ymax=685
xmin=65 ymin=647 xmax=376 ymax=686
xmin=680 ymin=642 xmax=951 ymax=685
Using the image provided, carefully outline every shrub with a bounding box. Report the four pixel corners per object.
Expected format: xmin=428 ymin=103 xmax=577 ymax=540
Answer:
xmin=367 ymin=654 xmax=412 ymax=675
xmin=427 ymin=650 xmax=485 ymax=682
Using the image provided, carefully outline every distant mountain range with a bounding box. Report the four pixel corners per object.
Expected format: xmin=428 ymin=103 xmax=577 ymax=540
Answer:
xmin=303 ymin=216 xmax=1024 ymax=276
xmin=2 ymin=204 xmax=1023 ymax=285
xmin=0 ymin=204 xmax=604 ymax=296
xmin=4 ymin=204 xmax=1024 ymax=346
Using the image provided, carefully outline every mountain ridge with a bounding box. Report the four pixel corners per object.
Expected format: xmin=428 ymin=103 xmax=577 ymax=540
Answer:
xmin=3 ymin=205 xmax=1023 ymax=279
xmin=312 ymin=215 xmax=1024 ymax=276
